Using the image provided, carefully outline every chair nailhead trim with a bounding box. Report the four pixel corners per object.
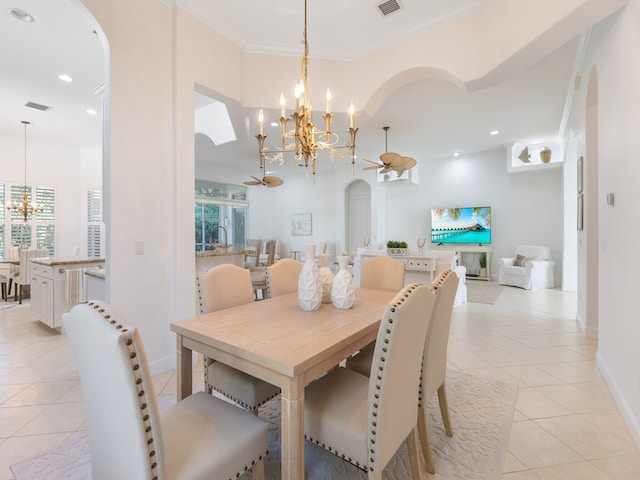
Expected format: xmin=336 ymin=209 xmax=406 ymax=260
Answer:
xmin=85 ymin=301 xmax=160 ymax=480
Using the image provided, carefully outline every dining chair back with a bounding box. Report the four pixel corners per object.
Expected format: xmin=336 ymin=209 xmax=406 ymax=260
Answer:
xmin=417 ymin=269 xmax=458 ymax=473
xmin=197 ymin=264 xmax=281 ymax=413
xmin=304 ymin=283 xmax=436 ymax=479
xmin=14 ymin=248 xmax=48 ymax=303
xmin=265 ymin=258 xmax=303 ymax=298
xmin=244 ymin=239 xmax=263 ymax=268
xmin=197 ymin=264 xmax=254 ymax=313
xmin=360 ymin=256 xmax=405 ymax=292
xmin=63 ymin=301 xmax=268 ymax=480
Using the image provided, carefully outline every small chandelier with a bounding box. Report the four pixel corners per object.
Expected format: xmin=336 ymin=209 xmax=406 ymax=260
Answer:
xmin=7 ymin=120 xmax=43 ymax=222
xmin=251 ymin=0 xmax=358 ymax=185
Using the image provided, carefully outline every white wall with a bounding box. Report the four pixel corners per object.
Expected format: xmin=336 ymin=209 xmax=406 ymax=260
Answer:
xmin=1 ymin=133 xmax=100 ymax=257
xmin=564 ymin=1 xmax=640 ymax=445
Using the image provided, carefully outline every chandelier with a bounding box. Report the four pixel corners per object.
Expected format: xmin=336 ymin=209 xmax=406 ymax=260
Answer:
xmin=7 ymin=121 xmax=43 ymax=222
xmin=248 ymin=0 xmax=358 ymax=186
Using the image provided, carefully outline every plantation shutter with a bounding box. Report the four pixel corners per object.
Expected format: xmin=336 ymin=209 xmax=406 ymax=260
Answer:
xmin=87 ymin=189 xmax=102 ymax=257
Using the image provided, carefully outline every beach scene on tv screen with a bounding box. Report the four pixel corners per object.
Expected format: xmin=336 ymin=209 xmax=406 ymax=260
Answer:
xmin=431 ymin=207 xmax=492 ymax=244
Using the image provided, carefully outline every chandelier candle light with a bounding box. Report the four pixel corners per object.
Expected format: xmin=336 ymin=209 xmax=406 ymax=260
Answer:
xmin=252 ymin=0 xmax=358 ymax=185
xmin=7 ymin=121 xmax=43 ymax=222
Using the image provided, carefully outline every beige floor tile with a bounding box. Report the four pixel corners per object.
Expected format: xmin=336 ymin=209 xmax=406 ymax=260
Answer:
xmin=0 ymin=405 xmax=45 ymax=438
xmin=590 ymin=453 xmax=640 ymax=480
xmin=515 ymin=388 xmax=572 ymax=419
xmin=502 ymin=470 xmax=542 ymax=479
xmin=503 ymin=451 xmax=528 ymax=473
xmin=529 ymin=461 xmax=615 ymax=479
xmin=537 ymin=362 xmax=602 ymax=383
xmin=534 ymin=382 xmax=617 ymax=414
xmin=14 ymin=402 xmax=86 ymax=436
xmin=501 ymin=365 xmax=565 ymax=387
xmin=508 ymin=421 xmax=583 ymax=469
xmin=534 ymin=414 xmax=637 ymax=459
xmin=2 ymin=381 xmax=78 ymax=407
xmin=0 ymin=385 xmax=30 ymax=406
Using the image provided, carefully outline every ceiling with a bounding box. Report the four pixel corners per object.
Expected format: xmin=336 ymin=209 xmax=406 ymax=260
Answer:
xmin=1 ymin=0 xmax=581 ymax=180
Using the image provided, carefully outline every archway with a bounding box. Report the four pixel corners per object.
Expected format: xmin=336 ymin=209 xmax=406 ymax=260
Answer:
xmin=345 ymin=180 xmax=371 ymax=256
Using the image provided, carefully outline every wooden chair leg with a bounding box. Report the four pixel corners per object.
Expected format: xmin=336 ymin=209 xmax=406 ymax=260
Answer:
xmin=437 ymin=383 xmax=453 ymax=437
xmin=407 ymin=426 xmax=423 ymax=480
xmin=18 ymin=285 xmax=23 ymax=304
xmin=417 ymin=407 xmax=436 ymax=474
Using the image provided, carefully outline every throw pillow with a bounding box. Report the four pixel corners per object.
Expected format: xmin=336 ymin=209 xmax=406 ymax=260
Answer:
xmin=513 ymin=254 xmax=526 ymax=266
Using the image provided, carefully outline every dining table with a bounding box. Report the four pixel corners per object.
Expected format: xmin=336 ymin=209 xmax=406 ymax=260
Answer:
xmin=170 ymin=287 xmax=397 ymax=480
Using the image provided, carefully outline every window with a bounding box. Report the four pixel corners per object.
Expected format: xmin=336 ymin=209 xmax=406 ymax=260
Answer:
xmin=194 ymin=181 xmax=247 ymax=252
xmin=87 ymin=189 xmax=103 ymax=257
xmin=2 ymin=183 xmax=55 ymax=254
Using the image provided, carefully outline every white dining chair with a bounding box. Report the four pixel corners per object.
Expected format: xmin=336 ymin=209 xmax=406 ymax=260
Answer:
xmin=304 ymin=283 xmax=436 ymax=480
xmin=63 ymin=301 xmax=268 ymax=480
xmin=197 ymin=264 xmax=280 ymax=413
xmin=13 ymin=248 xmax=48 ymax=303
xmin=346 ymin=269 xmax=459 ymax=473
xmin=265 ymin=258 xmax=303 ymax=298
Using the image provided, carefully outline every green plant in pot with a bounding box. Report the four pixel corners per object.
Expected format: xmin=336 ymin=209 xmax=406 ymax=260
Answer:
xmin=479 ymin=253 xmax=487 ymax=278
xmin=386 ymin=240 xmax=408 ymax=256
xmin=386 ymin=240 xmax=408 ymax=249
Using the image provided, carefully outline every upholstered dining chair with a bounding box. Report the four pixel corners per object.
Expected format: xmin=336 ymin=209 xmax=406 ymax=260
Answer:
xmin=197 ymin=264 xmax=280 ymax=413
xmin=244 ymin=238 xmax=263 ymax=268
xmin=304 ymin=283 xmax=436 ymax=480
xmin=265 ymin=258 xmax=303 ymax=298
xmin=63 ymin=301 xmax=268 ymax=480
xmin=360 ymin=255 xmax=405 ymax=292
xmin=346 ymin=270 xmax=459 ymax=473
xmin=249 ymin=242 xmax=276 ymax=300
xmin=13 ymin=248 xmax=48 ymax=303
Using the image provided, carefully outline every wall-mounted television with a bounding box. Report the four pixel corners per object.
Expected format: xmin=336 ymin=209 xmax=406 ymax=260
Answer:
xmin=431 ymin=206 xmax=492 ymax=245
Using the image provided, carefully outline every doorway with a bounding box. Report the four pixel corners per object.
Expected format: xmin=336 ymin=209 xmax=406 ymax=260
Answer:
xmin=345 ymin=180 xmax=371 ymax=255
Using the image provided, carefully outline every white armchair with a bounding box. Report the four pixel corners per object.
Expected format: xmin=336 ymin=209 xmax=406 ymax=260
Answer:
xmin=498 ymin=245 xmax=554 ymax=290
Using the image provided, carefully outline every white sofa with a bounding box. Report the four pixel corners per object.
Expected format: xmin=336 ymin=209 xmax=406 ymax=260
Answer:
xmin=498 ymin=245 xmax=554 ymax=290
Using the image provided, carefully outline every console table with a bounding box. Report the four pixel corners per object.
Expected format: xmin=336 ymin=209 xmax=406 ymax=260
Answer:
xmin=430 ymin=244 xmax=492 ymax=280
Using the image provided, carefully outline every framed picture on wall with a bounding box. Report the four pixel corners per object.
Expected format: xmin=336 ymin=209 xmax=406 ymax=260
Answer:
xmin=291 ymin=213 xmax=312 ymax=235
xmin=577 ymin=194 xmax=584 ymax=230
xmin=577 ymin=156 xmax=584 ymax=193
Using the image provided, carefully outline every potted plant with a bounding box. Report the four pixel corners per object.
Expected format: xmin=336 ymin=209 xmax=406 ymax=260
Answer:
xmin=386 ymin=240 xmax=408 ymax=256
xmin=479 ymin=253 xmax=487 ymax=278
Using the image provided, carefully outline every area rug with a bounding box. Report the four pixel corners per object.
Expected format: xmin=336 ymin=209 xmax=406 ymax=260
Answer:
xmin=11 ymin=370 xmax=516 ymax=480
xmin=466 ymin=282 xmax=505 ymax=304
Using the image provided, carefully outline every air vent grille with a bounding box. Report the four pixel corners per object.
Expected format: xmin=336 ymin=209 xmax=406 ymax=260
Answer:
xmin=378 ymin=0 xmax=401 ymax=16
xmin=25 ymin=101 xmax=51 ymax=111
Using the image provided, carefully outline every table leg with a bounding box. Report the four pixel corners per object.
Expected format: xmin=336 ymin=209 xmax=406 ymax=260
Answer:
xmin=281 ymin=378 xmax=305 ymax=480
xmin=176 ymin=335 xmax=193 ymax=401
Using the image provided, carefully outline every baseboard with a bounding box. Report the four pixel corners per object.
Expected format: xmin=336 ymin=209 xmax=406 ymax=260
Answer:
xmin=148 ymin=354 xmax=178 ymax=377
xmin=576 ymin=311 xmax=598 ymax=339
xmin=596 ymin=351 xmax=640 ymax=449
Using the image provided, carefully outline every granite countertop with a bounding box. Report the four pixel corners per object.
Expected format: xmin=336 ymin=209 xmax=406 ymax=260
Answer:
xmin=31 ymin=257 xmax=106 ymax=266
xmin=195 ymin=249 xmax=254 ymax=258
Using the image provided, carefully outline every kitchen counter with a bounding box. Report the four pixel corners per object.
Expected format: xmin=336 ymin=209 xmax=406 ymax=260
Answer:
xmin=31 ymin=257 xmax=105 ymax=267
xmin=195 ymin=250 xmax=254 ymax=272
xmin=30 ymin=257 xmax=105 ymax=332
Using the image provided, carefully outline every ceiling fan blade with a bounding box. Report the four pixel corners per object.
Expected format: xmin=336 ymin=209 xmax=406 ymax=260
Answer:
xmin=363 ymin=158 xmax=380 ymax=165
xmin=380 ymin=152 xmax=402 ymax=166
xmin=363 ymin=165 xmax=381 ymax=171
xmin=263 ymin=175 xmax=284 ymax=188
xmin=394 ymin=156 xmax=417 ymax=172
xmin=243 ymin=180 xmax=261 ymax=186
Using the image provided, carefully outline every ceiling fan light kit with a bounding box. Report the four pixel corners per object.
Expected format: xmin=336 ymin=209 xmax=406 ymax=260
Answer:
xmin=363 ymin=126 xmax=418 ymax=175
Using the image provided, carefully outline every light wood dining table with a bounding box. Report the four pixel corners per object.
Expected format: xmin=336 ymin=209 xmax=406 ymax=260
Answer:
xmin=170 ymin=287 xmax=396 ymax=480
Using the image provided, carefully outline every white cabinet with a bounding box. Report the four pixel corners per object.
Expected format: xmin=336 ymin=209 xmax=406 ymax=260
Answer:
xmin=430 ymin=244 xmax=492 ymax=281
xmin=30 ymin=258 xmax=105 ymax=332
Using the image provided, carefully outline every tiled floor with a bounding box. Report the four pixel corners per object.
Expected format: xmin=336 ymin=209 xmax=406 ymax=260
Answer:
xmin=0 ymin=286 xmax=638 ymax=479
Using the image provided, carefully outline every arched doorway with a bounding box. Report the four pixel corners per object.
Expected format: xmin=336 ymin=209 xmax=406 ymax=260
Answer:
xmin=345 ymin=180 xmax=371 ymax=255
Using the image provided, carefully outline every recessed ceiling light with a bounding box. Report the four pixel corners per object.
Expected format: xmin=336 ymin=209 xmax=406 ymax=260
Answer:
xmin=86 ymin=109 xmax=97 ymax=115
xmin=532 ymin=140 xmax=540 ymax=144
xmin=58 ymin=74 xmax=73 ymax=83
xmin=9 ymin=8 xmax=34 ymax=22
xmin=453 ymin=152 xmax=460 ymax=157
xmin=490 ymin=130 xmax=499 ymax=135
xmin=270 ymin=122 xmax=278 ymax=127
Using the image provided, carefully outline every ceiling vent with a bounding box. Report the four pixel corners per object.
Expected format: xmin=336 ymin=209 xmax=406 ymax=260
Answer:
xmin=25 ymin=101 xmax=51 ymax=111
xmin=377 ymin=0 xmax=401 ymax=16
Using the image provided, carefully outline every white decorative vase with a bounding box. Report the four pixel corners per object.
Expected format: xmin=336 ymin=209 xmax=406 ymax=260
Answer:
xmin=331 ymin=256 xmax=356 ymax=309
xmin=318 ymin=254 xmax=334 ymax=304
xmin=298 ymin=244 xmax=322 ymax=311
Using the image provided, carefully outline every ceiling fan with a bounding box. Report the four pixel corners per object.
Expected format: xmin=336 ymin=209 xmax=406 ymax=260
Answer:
xmin=363 ymin=126 xmax=417 ymax=174
xmin=243 ymin=155 xmax=284 ymax=188
xmin=243 ymin=174 xmax=284 ymax=188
